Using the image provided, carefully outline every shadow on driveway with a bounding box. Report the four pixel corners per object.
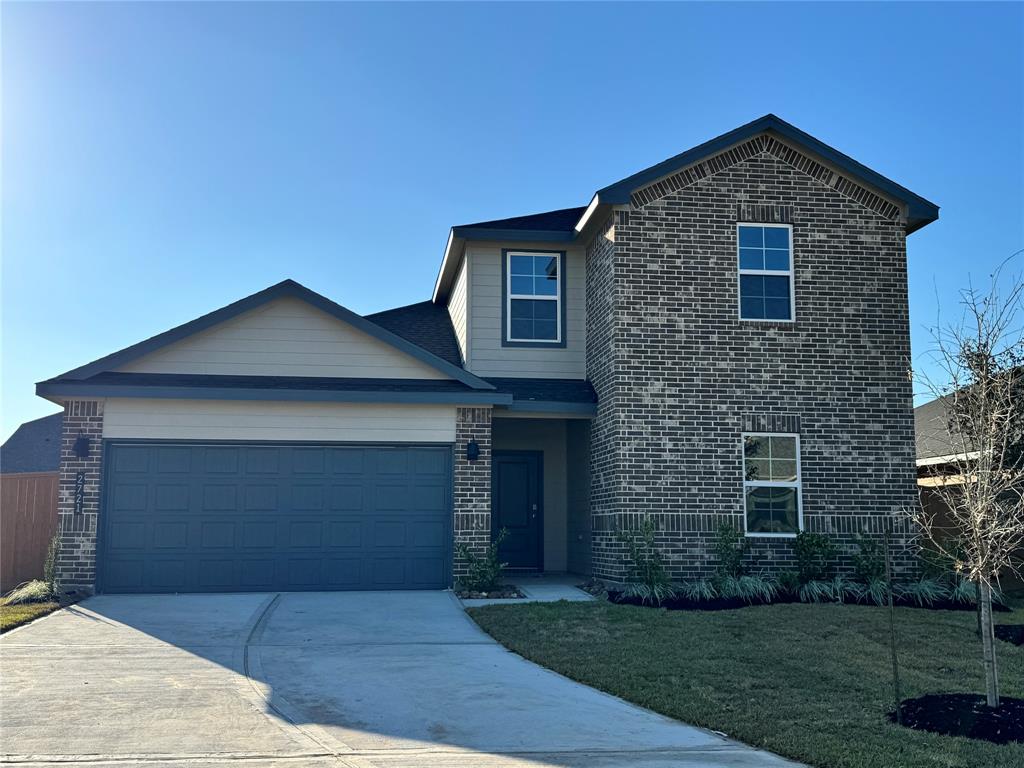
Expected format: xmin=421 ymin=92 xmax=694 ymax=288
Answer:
xmin=0 ymin=591 xmax=800 ymax=767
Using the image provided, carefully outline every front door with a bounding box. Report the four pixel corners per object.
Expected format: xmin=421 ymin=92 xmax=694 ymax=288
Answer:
xmin=491 ymin=451 xmax=542 ymax=571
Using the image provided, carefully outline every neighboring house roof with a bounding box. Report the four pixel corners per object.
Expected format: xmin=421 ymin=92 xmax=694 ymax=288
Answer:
xmin=365 ymin=301 xmax=463 ymax=367
xmin=433 ymin=114 xmax=940 ymax=302
xmin=1 ymin=413 xmax=62 ymax=474
xmin=37 ymin=280 xmax=498 ymax=400
xmin=915 ymin=395 xmax=960 ymax=463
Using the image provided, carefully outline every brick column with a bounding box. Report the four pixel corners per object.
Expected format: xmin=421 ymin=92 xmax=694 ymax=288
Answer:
xmin=55 ymin=400 xmax=104 ymax=594
xmin=453 ymin=406 xmax=492 ymax=580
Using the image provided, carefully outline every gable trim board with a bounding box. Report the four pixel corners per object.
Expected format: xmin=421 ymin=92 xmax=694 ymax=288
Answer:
xmin=45 ymin=280 xmax=494 ymax=391
xmin=433 ymin=113 xmax=939 ymax=303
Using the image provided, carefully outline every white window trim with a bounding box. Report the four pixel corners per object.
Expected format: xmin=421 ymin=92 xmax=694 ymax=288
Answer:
xmin=741 ymin=431 xmax=803 ymax=538
xmin=506 ymin=250 xmax=562 ymax=343
xmin=736 ymin=222 xmax=795 ymax=323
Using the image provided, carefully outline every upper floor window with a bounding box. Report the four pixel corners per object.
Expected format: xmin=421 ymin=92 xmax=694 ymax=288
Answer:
xmin=504 ymin=250 xmax=565 ymax=345
xmin=742 ymin=433 xmax=802 ymax=536
xmin=737 ymin=223 xmax=793 ymax=321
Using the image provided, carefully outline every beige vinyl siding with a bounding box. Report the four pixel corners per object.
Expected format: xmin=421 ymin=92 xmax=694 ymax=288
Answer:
xmin=466 ymin=243 xmax=587 ymax=378
xmin=103 ymin=399 xmax=457 ymax=443
xmin=447 ymin=256 xmax=469 ymax=365
xmin=118 ymin=297 xmax=449 ymax=380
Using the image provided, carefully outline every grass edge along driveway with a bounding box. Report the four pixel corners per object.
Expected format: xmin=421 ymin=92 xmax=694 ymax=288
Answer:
xmin=467 ymin=601 xmax=1024 ymax=768
xmin=0 ymin=602 xmax=59 ymax=633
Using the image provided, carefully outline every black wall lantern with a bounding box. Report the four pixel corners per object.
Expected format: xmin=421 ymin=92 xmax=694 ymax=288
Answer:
xmin=73 ymin=434 xmax=91 ymax=459
xmin=466 ymin=440 xmax=480 ymax=462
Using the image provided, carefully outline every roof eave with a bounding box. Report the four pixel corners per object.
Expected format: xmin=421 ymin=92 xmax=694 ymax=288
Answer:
xmin=594 ymin=115 xmax=940 ymax=234
xmin=432 ymin=226 xmax=577 ymax=304
xmin=35 ymin=379 xmax=513 ymax=406
xmin=44 ymin=279 xmax=497 ymax=392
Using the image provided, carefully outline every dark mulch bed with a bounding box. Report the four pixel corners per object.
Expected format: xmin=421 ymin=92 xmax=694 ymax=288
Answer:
xmin=996 ymin=624 xmax=1024 ymax=646
xmin=607 ymin=590 xmax=1010 ymax=613
xmin=456 ymin=585 xmax=525 ymax=600
xmin=890 ymin=694 xmax=1024 ymax=744
xmin=575 ymin=578 xmax=608 ymax=598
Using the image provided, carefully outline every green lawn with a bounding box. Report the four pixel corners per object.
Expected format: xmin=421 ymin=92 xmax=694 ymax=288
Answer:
xmin=0 ymin=602 xmax=59 ymax=633
xmin=468 ymin=600 xmax=1024 ymax=768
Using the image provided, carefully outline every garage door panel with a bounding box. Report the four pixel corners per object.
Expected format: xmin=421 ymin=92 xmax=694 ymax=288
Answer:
xmin=204 ymin=447 xmax=240 ymax=473
xmin=155 ymin=484 xmax=190 ymax=511
xmin=328 ymin=521 xmax=362 ymax=547
xmin=153 ymin=521 xmax=188 ymax=549
xmin=329 ymin=484 xmax=363 ymax=510
xmin=100 ymin=443 xmax=451 ymax=593
xmin=326 ymin=558 xmax=361 ymax=586
xmin=156 ymin=447 xmax=191 ymax=473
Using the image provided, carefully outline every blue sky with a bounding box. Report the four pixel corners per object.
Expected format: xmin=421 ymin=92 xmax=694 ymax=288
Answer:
xmin=2 ymin=2 xmax=1022 ymax=440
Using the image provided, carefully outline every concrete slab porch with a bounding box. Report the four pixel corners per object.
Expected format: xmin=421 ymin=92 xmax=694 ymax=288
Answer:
xmin=460 ymin=572 xmax=595 ymax=607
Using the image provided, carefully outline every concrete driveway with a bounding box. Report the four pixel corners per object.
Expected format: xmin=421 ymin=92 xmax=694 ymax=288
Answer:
xmin=0 ymin=592 xmax=798 ymax=767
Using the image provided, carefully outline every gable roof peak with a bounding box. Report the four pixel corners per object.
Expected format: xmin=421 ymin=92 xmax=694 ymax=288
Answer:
xmin=40 ymin=279 xmax=494 ymax=392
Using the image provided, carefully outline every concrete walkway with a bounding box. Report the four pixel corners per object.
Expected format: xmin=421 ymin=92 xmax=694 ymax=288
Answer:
xmin=0 ymin=592 xmax=800 ymax=767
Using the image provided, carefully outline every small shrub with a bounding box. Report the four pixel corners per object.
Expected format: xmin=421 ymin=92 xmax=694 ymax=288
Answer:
xmin=43 ymin=534 xmax=60 ymax=594
xmin=950 ymin=578 xmax=979 ymax=605
xmin=716 ymin=574 xmax=779 ymax=604
xmin=851 ymin=535 xmax=886 ymax=585
xmin=858 ymin=577 xmax=890 ymax=607
xmin=617 ymin=517 xmax=675 ymax=605
xmin=829 ymin=574 xmax=859 ymax=604
xmin=793 ymin=532 xmax=837 ymax=584
xmin=455 ymin=529 xmax=508 ymax=592
xmin=622 ymin=581 xmax=677 ymax=606
xmin=680 ymin=579 xmax=717 ymax=601
xmin=777 ymin=570 xmax=801 ymax=596
xmin=713 ymin=523 xmax=748 ymax=578
xmin=896 ymin=577 xmax=950 ymax=607
xmin=798 ymin=579 xmax=835 ymax=603
xmin=2 ymin=580 xmax=54 ymax=606
xmin=918 ymin=544 xmax=959 ymax=579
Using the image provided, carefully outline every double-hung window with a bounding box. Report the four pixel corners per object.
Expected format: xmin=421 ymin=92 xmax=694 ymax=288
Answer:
xmin=737 ymin=223 xmax=794 ymax=321
xmin=505 ymin=251 xmax=563 ymax=344
xmin=742 ymin=433 xmax=802 ymax=536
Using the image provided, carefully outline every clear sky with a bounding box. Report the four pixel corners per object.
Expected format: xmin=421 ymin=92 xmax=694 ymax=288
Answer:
xmin=2 ymin=2 xmax=1022 ymax=441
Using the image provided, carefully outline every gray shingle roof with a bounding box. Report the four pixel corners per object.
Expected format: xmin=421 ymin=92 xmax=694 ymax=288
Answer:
xmin=915 ymin=396 xmax=959 ymax=461
xmin=1 ymin=413 xmax=62 ymax=474
xmin=484 ymin=378 xmax=596 ymax=404
xmin=365 ymin=301 xmax=463 ymax=367
xmin=456 ymin=207 xmax=588 ymax=234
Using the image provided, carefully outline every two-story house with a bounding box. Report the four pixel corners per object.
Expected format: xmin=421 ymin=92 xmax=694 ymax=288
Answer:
xmin=38 ymin=115 xmax=938 ymax=594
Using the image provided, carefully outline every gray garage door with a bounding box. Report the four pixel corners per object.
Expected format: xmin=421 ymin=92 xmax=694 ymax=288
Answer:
xmin=99 ymin=443 xmax=452 ymax=593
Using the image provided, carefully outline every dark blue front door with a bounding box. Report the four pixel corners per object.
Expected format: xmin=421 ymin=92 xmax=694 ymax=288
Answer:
xmin=491 ymin=451 xmax=542 ymax=570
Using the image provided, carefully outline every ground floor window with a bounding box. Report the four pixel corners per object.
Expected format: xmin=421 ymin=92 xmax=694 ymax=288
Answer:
xmin=742 ymin=433 xmax=802 ymax=536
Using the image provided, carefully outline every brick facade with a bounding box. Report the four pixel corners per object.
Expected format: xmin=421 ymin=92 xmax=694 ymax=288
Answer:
xmin=54 ymin=400 xmax=104 ymax=593
xmin=453 ymin=406 xmax=492 ymax=579
xmin=586 ymin=139 xmax=919 ymax=581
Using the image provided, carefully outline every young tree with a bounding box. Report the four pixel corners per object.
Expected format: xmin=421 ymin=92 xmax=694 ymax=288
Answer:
xmin=912 ymin=268 xmax=1024 ymax=708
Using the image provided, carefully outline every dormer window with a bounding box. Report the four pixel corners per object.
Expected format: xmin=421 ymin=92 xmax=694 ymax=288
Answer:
xmin=503 ymin=250 xmax=566 ymax=346
xmin=737 ymin=223 xmax=794 ymax=321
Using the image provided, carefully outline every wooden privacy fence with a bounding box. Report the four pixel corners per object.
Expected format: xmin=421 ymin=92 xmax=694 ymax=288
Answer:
xmin=1 ymin=472 xmax=59 ymax=593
